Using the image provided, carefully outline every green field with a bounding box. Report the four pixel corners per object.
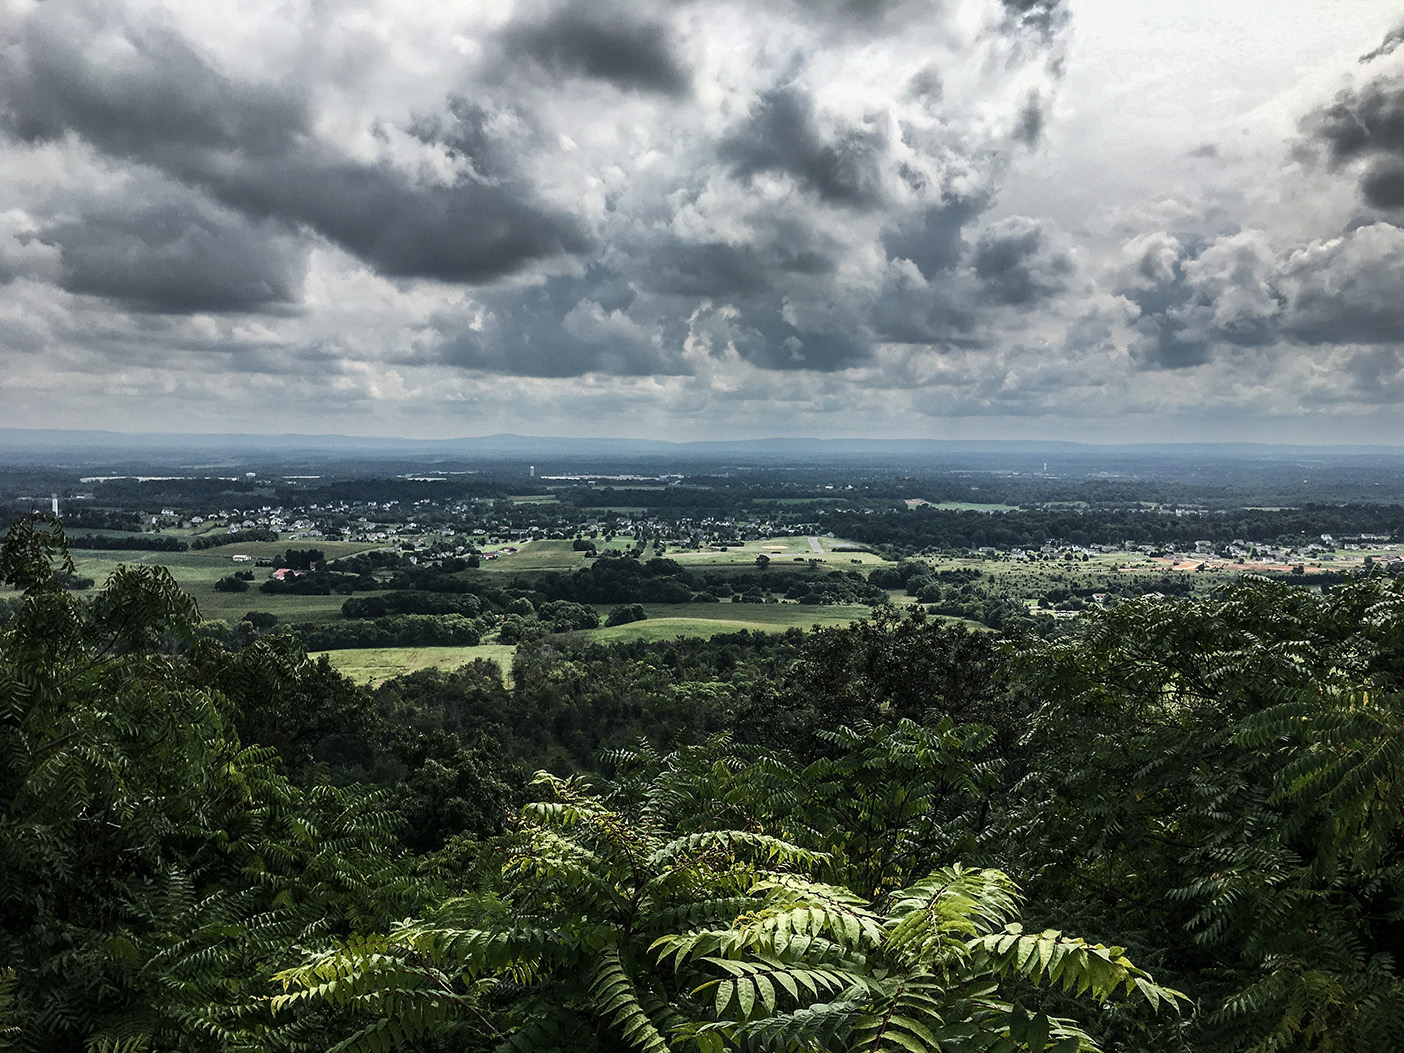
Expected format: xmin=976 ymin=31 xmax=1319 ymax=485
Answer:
xmin=575 ymin=601 xmax=876 ymax=643
xmin=66 ymin=540 xmax=388 ymax=624
xmin=478 ymin=539 xmax=591 ymax=572
xmin=313 ymin=602 xmax=875 ymax=683
xmin=927 ymin=501 xmax=1021 ymax=512
xmin=474 ymin=535 xmax=884 ymax=573
xmin=665 ymin=536 xmax=885 ymax=567
xmin=478 ymin=538 xmax=682 ymax=572
xmin=315 ymin=644 xmax=518 ymax=687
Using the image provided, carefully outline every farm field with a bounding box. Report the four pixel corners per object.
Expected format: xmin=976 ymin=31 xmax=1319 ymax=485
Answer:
xmin=662 ymin=536 xmax=883 ymax=567
xmin=928 ymin=501 xmax=1021 ymax=512
xmin=576 ymin=601 xmax=877 ymax=644
xmin=315 ymin=602 xmax=879 ymax=682
xmin=315 ymin=643 xmax=518 ymax=687
xmin=476 ymin=535 xmax=884 ymax=573
xmin=902 ymin=499 xmax=1021 ymax=512
xmin=49 ymin=527 xmax=1375 ymax=686
xmin=66 ymin=540 xmax=387 ymax=624
xmin=477 ymin=538 xmax=588 ymax=571
xmin=476 ymin=537 xmax=670 ymax=570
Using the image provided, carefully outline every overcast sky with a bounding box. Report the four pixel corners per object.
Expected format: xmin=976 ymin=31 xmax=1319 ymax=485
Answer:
xmin=2 ymin=0 xmax=1403 ymax=444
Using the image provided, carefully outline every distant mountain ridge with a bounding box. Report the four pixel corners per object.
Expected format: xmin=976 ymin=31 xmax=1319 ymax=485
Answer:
xmin=6 ymin=427 xmax=1404 ymax=459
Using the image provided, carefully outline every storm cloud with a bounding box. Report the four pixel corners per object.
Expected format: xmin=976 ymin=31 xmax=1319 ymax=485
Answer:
xmin=5 ymin=1 xmax=1402 ymax=443
xmin=720 ymin=86 xmax=888 ymax=207
xmin=1119 ymin=223 xmax=1404 ymax=370
xmin=497 ymin=3 xmax=691 ymax=96
xmin=0 ymin=0 xmax=1070 ymax=376
xmin=972 ymin=216 xmax=1071 ymax=305
xmin=0 ymin=5 xmax=588 ymax=286
xmin=40 ymin=178 xmax=304 ymax=314
xmin=1307 ymin=25 xmax=1404 ymax=212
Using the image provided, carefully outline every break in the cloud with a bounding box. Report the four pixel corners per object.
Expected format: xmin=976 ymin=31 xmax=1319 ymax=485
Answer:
xmin=0 ymin=0 xmax=1402 ymax=442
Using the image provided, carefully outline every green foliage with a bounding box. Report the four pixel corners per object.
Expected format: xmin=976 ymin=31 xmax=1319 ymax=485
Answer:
xmin=734 ymin=605 xmax=1021 ymax=760
xmin=0 ymin=515 xmax=423 ymax=1051
xmin=12 ymin=510 xmax=1404 ymax=1053
xmin=607 ymin=603 xmax=649 ymax=627
xmin=291 ymin=613 xmax=484 ymax=650
xmin=1003 ymin=576 xmax=1404 ymax=1052
xmin=276 ymin=764 xmax=1180 ymax=1052
xmin=606 ymin=719 xmax=998 ymax=901
xmin=190 ymin=528 xmax=279 ymax=549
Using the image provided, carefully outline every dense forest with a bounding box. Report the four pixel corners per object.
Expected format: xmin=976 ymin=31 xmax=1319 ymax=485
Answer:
xmin=819 ymin=504 xmax=1404 ymax=556
xmin=3 ymin=512 xmax=1403 ymax=1051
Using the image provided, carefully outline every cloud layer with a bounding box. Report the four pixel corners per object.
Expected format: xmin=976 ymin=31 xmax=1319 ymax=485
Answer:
xmin=1 ymin=0 xmax=1402 ymax=441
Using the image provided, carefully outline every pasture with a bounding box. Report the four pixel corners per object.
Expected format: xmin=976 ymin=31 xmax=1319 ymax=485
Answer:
xmin=663 ymin=536 xmax=884 ymax=567
xmin=65 ymin=539 xmax=387 ymax=624
xmin=477 ymin=539 xmax=586 ymax=572
xmin=315 ymin=643 xmax=517 ymax=687
xmin=577 ymin=601 xmax=876 ymax=644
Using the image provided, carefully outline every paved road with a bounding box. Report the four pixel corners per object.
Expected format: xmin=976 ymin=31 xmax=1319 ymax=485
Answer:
xmin=807 ymin=536 xmax=823 ymax=553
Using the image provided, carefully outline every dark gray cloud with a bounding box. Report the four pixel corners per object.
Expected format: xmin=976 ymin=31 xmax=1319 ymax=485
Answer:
xmin=1360 ymin=23 xmax=1404 ymax=63
xmin=1121 ymin=222 xmax=1404 ymax=369
xmin=1120 ymin=232 xmax=1273 ymax=370
xmin=1278 ymin=223 xmax=1404 ymax=344
xmin=972 ymin=216 xmax=1071 ymax=304
xmin=642 ymin=241 xmax=775 ymax=296
xmin=869 ymin=286 xmax=977 ymax=347
xmin=0 ymin=0 xmax=1075 ymax=392
xmin=1128 ymin=319 xmax=1215 ymax=370
xmin=720 ymin=86 xmax=887 ymax=207
xmin=0 ymin=6 xmax=588 ymax=285
xmin=40 ymin=179 xmax=304 ymax=313
xmin=640 ymin=220 xmax=838 ymax=299
xmin=406 ymin=98 xmax=519 ymax=182
xmin=1299 ymin=346 xmax=1404 ymax=408
xmin=1012 ymin=91 xmax=1046 ymax=146
xmin=433 ymin=272 xmax=666 ymax=378
xmin=1312 ymin=75 xmax=1404 ymax=163
xmin=206 ymin=148 xmax=589 ymax=282
xmin=497 ymin=3 xmax=691 ymax=96
xmin=0 ymin=14 xmax=305 ymax=160
xmin=905 ymin=68 xmax=943 ymax=104
xmin=724 ymin=311 xmax=872 ymax=371
xmin=882 ymin=196 xmax=986 ymax=279
xmin=432 ymin=259 xmax=871 ymax=376
xmin=1361 ymin=159 xmax=1404 ymax=209
xmin=1308 ymin=70 xmax=1404 ymax=211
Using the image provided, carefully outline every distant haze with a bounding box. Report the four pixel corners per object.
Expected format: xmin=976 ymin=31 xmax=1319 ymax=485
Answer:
xmin=8 ymin=427 xmax=1404 ymax=481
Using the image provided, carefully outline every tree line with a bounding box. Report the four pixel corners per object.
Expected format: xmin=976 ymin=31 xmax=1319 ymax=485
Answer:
xmin=821 ymin=503 xmax=1404 ymax=554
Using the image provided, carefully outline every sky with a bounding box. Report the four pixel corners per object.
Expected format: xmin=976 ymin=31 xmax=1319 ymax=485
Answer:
xmin=2 ymin=0 xmax=1404 ymax=445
